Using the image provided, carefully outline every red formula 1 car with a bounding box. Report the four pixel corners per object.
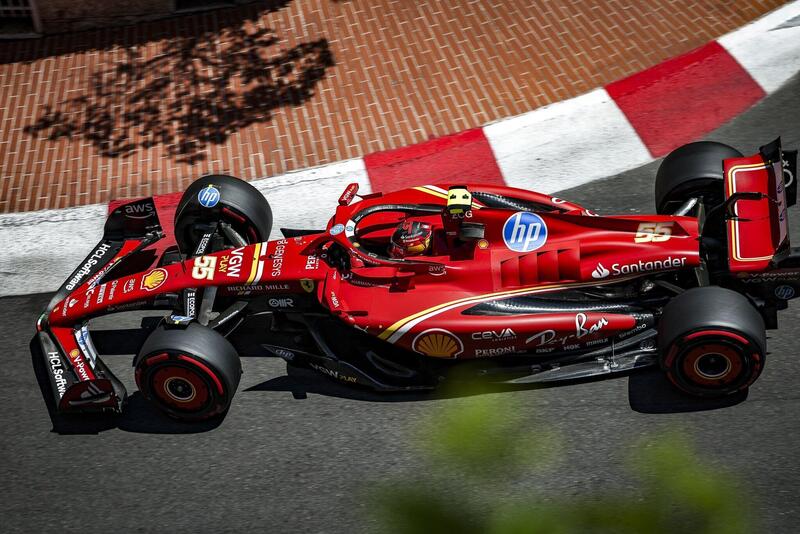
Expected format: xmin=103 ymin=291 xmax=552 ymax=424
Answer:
xmin=33 ymin=139 xmax=798 ymax=421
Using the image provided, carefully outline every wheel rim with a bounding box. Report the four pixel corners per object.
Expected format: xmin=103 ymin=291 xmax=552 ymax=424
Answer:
xmin=164 ymin=376 xmax=197 ymax=402
xmin=681 ymin=342 xmax=742 ymax=387
xmin=137 ymin=352 xmax=229 ymax=416
xmin=665 ymin=330 xmax=762 ymax=394
xmin=151 ymin=364 xmax=211 ymax=412
xmin=694 ymin=352 xmax=732 ymax=379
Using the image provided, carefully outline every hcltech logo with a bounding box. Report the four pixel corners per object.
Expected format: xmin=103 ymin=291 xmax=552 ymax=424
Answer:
xmin=502 ymin=212 xmax=548 ymax=252
xmin=198 ymin=185 xmax=221 ymax=208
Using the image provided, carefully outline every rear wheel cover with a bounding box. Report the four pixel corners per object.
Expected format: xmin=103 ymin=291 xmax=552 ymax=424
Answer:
xmin=664 ymin=330 xmax=763 ymax=396
xmin=658 ymin=287 xmax=766 ymax=397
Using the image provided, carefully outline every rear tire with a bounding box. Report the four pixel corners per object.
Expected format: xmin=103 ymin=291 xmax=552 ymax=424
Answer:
xmin=655 ymin=141 xmax=742 ymax=214
xmin=658 ymin=287 xmax=766 ymax=397
xmin=134 ymin=323 xmax=242 ymax=421
xmin=174 ymin=174 xmax=272 ymax=255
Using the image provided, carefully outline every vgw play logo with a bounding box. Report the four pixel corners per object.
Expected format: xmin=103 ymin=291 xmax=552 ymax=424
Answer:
xmin=502 ymin=212 xmax=548 ymax=252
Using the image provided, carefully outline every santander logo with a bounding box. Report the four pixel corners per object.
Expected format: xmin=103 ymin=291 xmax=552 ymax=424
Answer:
xmin=592 ymin=263 xmax=610 ymax=279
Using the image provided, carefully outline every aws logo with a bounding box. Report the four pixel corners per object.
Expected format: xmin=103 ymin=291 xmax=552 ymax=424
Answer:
xmin=124 ymin=202 xmax=154 ymax=219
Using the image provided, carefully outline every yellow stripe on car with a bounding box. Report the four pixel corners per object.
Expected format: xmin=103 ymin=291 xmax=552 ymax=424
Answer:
xmin=247 ymin=243 xmax=262 ymax=283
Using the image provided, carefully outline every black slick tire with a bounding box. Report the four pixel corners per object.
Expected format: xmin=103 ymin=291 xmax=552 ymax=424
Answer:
xmin=134 ymin=323 xmax=242 ymax=421
xmin=658 ymin=287 xmax=766 ymax=397
xmin=655 ymin=141 xmax=743 ymax=214
xmin=173 ymin=174 xmax=272 ymax=254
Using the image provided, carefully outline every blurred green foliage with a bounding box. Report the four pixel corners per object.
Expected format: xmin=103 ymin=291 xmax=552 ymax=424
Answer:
xmin=369 ymin=386 xmax=750 ymax=534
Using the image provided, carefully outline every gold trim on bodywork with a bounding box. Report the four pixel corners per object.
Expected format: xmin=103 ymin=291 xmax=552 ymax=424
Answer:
xmin=726 ymin=162 xmax=774 ymax=262
xmin=247 ymin=243 xmax=262 ymax=283
xmin=413 ymin=185 xmax=483 ymax=209
xmin=378 ymin=275 xmax=641 ymax=343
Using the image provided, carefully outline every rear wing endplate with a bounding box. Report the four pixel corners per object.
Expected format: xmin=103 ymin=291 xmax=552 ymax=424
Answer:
xmin=724 ymin=138 xmax=796 ymax=272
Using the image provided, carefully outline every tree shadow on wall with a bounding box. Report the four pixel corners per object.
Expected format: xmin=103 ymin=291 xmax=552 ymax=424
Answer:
xmin=24 ymin=18 xmax=334 ymax=164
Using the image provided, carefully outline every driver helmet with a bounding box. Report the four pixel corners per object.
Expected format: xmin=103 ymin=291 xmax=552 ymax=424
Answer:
xmin=388 ymin=220 xmax=433 ymax=258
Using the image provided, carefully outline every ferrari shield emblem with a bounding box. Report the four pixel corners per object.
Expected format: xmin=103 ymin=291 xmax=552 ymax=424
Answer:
xmin=300 ymin=279 xmax=315 ymax=293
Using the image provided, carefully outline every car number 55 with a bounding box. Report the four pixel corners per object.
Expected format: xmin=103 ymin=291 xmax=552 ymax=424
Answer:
xmin=634 ymin=222 xmax=672 ymax=243
xmin=192 ymin=256 xmax=217 ymax=280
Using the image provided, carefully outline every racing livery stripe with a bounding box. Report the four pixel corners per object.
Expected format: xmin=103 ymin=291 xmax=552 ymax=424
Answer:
xmin=247 ymin=243 xmax=262 ymax=283
xmin=254 ymin=241 xmax=267 ymax=282
xmin=412 ymin=185 xmax=484 ymax=209
xmin=379 ymin=275 xmax=642 ymax=344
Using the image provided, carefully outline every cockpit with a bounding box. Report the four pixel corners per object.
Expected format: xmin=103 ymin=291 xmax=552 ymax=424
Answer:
xmin=326 ymin=185 xmax=486 ymax=270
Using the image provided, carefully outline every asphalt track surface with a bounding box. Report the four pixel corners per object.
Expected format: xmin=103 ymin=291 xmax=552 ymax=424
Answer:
xmin=3 ymin=74 xmax=800 ymax=533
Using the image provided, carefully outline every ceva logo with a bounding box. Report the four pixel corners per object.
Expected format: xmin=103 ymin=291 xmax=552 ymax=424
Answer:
xmin=502 ymin=212 xmax=548 ymax=252
xmin=592 ymin=263 xmax=610 ymax=279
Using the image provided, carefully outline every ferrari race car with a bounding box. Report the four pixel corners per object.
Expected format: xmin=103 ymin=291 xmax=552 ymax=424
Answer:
xmin=33 ymin=138 xmax=798 ymax=422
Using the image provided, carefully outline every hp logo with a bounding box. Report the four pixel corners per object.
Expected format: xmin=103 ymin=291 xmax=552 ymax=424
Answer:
xmin=502 ymin=212 xmax=548 ymax=252
xmin=775 ymin=285 xmax=795 ymax=300
xmin=198 ymin=185 xmax=221 ymax=208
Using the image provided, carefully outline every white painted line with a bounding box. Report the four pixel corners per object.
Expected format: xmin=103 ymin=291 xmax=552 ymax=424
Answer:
xmin=484 ymin=88 xmax=652 ymax=193
xmin=719 ymin=0 xmax=800 ymax=93
xmin=250 ymin=157 xmax=370 ymax=239
xmin=0 ymin=204 xmax=106 ymax=297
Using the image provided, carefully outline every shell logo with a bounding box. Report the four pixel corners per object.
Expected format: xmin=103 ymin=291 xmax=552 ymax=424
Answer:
xmin=141 ymin=268 xmax=168 ymax=291
xmin=412 ymin=328 xmax=463 ymax=358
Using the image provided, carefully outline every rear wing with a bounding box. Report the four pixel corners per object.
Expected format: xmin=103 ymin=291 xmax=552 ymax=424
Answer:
xmin=724 ymin=138 xmax=797 ymax=273
xmin=34 ymin=198 xmax=164 ymax=416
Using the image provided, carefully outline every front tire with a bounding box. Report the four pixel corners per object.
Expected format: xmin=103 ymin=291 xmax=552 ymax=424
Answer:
xmin=658 ymin=287 xmax=766 ymax=397
xmin=134 ymin=323 xmax=242 ymax=421
xmin=174 ymin=174 xmax=272 ymax=255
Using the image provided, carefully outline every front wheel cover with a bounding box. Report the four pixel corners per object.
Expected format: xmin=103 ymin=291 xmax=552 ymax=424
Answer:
xmin=134 ymin=323 xmax=242 ymax=421
xmin=135 ymin=351 xmax=234 ymax=421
